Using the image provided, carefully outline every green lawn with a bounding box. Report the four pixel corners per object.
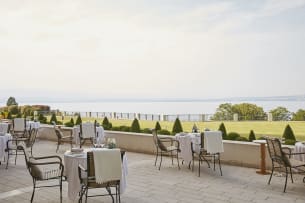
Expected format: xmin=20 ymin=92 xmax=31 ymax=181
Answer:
xmin=55 ymin=116 xmax=305 ymax=141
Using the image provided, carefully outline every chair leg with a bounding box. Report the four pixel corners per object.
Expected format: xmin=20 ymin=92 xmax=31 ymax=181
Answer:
xmin=198 ymin=155 xmax=201 ymax=177
xmin=176 ymin=150 xmax=180 ymax=170
xmin=60 ymin=177 xmax=63 ymax=203
xmin=192 ymin=153 xmax=195 ymax=172
xmin=268 ymin=163 xmax=274 ymax=184
xmin=284 ymin=167 xmax=288 ymax=192
xmin=154 ymin=149 xmax=158 ymax=166
xmin=85 ymin=186 xmax=88 ymax=203
xmin=6 ymin=151 xmax=9 ymax=169
xmin=159 ymin=152 xmax=162 ymax=170
xmin=31 ymin=179 xmax=36 ymax=203
xmin=118 ymin=184 xmax=121 ymax=203
xmin=171 ymin=151 xmax=173 ymax=165
xmin=15 ymin=149 xmax=17 ymax=165
xmin=218 ymin=153 xmax=222 ymax=176
xmin=289 ymin=167 xmax=293 ymax=183
xmin=56 ymin=141 xmax=60 ymax=153
xmin=213 ymin=155 xmax=216 ymax=171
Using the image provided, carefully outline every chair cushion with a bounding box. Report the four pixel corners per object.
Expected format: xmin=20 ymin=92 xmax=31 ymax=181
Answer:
xmin=290 ymin=159 xmax=305 ymax=168
xmin=166 ymin=145 xmax=179 ymax=151
xmin=29 ymin=158 xmax=62 ymax=180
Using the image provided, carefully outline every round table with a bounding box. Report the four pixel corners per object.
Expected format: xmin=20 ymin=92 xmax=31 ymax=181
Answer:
xmin=0 ymin=133 xmax=12 ymax=163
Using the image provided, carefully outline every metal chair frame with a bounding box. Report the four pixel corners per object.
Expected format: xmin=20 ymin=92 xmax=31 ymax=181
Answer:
xmin=79 ymin=122 xmax=97 ymax=148
xmin=152 ymin=129 xmax=180 ymax=170
xmin=11 ymin=118 xmax=27 ymax=138
xmin=54 ymin=127 xmax=73 ymax=153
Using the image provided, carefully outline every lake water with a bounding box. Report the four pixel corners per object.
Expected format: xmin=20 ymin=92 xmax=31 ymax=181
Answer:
xmin=5 ymin=100 xmax=305 ymax=115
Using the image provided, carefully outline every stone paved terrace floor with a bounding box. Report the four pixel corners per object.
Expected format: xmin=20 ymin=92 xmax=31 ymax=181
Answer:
xmin=0 ymin=140 xmax=305 ymax=203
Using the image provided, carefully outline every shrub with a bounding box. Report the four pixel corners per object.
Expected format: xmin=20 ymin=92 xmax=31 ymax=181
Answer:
xmin=64 ymin=118 xmax=75 ymax=127
xmin=282 ymin=124 xmax=296 ymax=141
xmin=172 ymin=118 xmax=183 ymax=134
xmin=102 ymin=117 xmax=112 ymax=130
xmin=227 ymin=132 xmax=240 ymax=140
xmin=7 ymin=112 xmax=12 ymax=119
xmin=8 ymin=105 xmax=19 ymax=115
xmin=130 ymin=118 xmax=141 ymax=133
xmin=75 ymin=114 xmax=82 ymax=125
xmin=111 ymin=126 xmax=121 ymax=131
xmin=218 ymin=122 xmax=227 ymax=139
xmin=257 ymin=136 xmax=266 ymax=140
xmin=142 ymin=128 xmax=152 ymax=134
xmin=119 ymin=125 xmax=130 ymax=132
xmin=50 ymin=113 xmax=58 ymax=124
xmin=248 ymin=130 xmax=256 ymax=142
xmin=155 ymin=121 xmax=161 ymax=131
xmin=158 ymin=129 xmax=171 ymax=135
xmin=284 ymin=139 xmax=296 ymax=145
xmin=236 ymin=136 xmax=249 ymax=142
xmin=38 ymin=113 xmax=47 ymax=124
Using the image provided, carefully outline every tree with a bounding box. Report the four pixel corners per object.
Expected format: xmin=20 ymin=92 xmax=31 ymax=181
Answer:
xmin=155 ymin=121 xmax=161 ymax=131
xmin=292 ymin=109 xmax=305 ymax=121
xmin=282 ymin=124 xmax=296 ymax=142
xmin=75 ymin=114 xmax=82 ymax=125
xmin=38 ymin=114 xmax=47 ymax=123
xmin=212 ymin=103 xmax=234 ymax=121
xmin=248 ymin=130 xmax=256 ymax=142
xmin=130 ymin=118 xmax=141 ymax=133
xmin=50 ymin=113 xmax=58 ymax=124
xmin=218 ymin=122 xmax=227 ymax=139
xmin=6 ymin=97 xmax=18 ymax=106
xmin=8 ymin=105 xmax=19 ymax=115
xmin=270 ymin=106 xmax=290 ymax=121
xmin=102 ymin=116 xmax=112 ymax=130
xmin=172 ymin=118 xmax=183 ymax=134
xmin=232 ymin=103 xmax=266 ymax=120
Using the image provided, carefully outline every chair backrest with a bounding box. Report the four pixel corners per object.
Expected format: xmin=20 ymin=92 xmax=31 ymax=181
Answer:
xmin=54 ymin=128 xmax=63 ymax=140
xmin=152 ymin=129 xmax=167 ymax=151
xmin=17 ymin=142 xmax=32 ymax=169
xmin=266 ymin=137 xmax=290 ymax=167
xmin=27 ymin=128 xmax=38 ymax=148
xmin=13 ymin=118 xmax=26 ymax=132
xmin=80 ymin=122 xmax=96 ymax=139
xmin=0 ymin=123 xmax=10 ymax=133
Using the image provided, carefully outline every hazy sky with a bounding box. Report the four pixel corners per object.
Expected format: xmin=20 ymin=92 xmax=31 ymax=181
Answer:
xmin=0 ymin=0 xmax=305 ymax=102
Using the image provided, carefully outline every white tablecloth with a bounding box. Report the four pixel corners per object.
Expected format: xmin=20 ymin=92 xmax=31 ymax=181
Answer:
xmin=26 ymin=121 xmax=40 ymax=130
xmin=294 ymin=142 xmax=305 ymax=161
xmin=73 ymin=126 xmax=105 ymax=145
xmin=0 ymin=133 xmax=12 ymax=161
xmin=64 ymin=149 xmax=128 ymax=201
xmin=175 ymin=133 xmax=200 ymax=164
xmin=0 ymin=123 xmax=10 ymax=133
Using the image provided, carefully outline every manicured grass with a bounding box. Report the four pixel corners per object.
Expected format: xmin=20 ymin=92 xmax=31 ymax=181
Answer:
xmin=54 ymin=116 xmax=305 ymax=141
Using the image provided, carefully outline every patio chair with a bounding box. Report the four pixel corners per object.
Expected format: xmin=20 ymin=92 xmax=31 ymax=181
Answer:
xmin=78 ymin=150 xmax=123 ymax=203
xmin=11 ymin=118 xmax=27 ymax=138
xmin=192 ymin=132 xmax=223 ymax=177
xmin=266 ymin=137 xmax=305 ymax=192
xmin=18 ymin=142 xmax=64 ymax=203
xmin=79 ymin=122 xmax=97 ymax=148
xmin=6 ymin=128 xmax=38 ymax=169
xmin=152 ymin=129 xmax=180 ymax=170
xmin=54 ymin=126 xmax=73 ymax=153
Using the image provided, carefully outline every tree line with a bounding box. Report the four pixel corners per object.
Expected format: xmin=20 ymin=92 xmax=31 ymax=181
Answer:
xmin=212 ymin=103 xmax=305 ymax=121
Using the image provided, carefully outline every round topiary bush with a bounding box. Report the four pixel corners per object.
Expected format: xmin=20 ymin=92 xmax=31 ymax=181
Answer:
xmin=158 ymin=129 xmax=171 ymax=135
xmin=248 ymin=130 xmax=256 ymax=142
xmin=130 ymin=118 xmax=141 ymax=133
xmin=236 ymin=136 xmax=249 ymax=142
xmin=227 ymin=132 xmax=241 ymax=140
xmin=38 ymin=113 xmax=47 ymax=123
xmin=120 ymin=125 xmax=131 ymax=132
xmin=172 ymin=118 xmax=183 ymax=135
xmin=282 ymin=124 xmax=296 ymax=142
xmin=284 ymin=139 xmax=296 ymax=145
xmin=218 ymin=123 xmax=227 ymax=139
xmin=142 ymin=128 xmax=152 ymax=134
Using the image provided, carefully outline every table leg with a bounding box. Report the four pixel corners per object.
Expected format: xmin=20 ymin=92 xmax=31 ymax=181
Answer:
xmin=256 ymin=143 xmax=270 ymax=175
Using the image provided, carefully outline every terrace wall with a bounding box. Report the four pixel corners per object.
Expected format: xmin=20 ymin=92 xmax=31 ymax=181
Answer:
xmin=38 ymin=125 xmax=294 ymax=169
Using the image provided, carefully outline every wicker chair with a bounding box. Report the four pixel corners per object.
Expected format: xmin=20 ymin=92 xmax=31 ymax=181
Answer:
xmin=54 ymin=126 xmax=73 ymax=153
xmin=6 ymin=128 xmax=38 ymax=169
xmin=78 ymin=150 xmax=124 ymax=203
xmin=192 ymin=132 xmax=223 ymax=177
xmin=152 ymin=129 xmax=180 ymax=170
xmin=79 ymin=122 xmax=97 ymax=148
xmin=18 ymin=142 xmax=64 ymax=202
xmin=266 ymin=137 xmax=305 ymax=192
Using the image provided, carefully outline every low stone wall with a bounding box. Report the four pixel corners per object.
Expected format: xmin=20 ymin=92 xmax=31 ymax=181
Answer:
xmin=37 ymin=125 xmax=294 ymax=169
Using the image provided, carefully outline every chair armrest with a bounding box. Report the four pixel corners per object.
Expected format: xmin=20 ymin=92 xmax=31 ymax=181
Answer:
xmin=32 ymin=155 xmax=62 ymax=163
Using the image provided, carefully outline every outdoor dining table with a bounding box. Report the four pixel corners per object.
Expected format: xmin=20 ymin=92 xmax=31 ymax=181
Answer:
xmin=26 ymin=121 xmax=40 ymax=130
xmin=0 ymin=133 xmax=12 ymax=164
xmin=64 ymin=148 xmax=128 ymax=202
xmin=72 ymin=126 xmax=105 ymax=146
